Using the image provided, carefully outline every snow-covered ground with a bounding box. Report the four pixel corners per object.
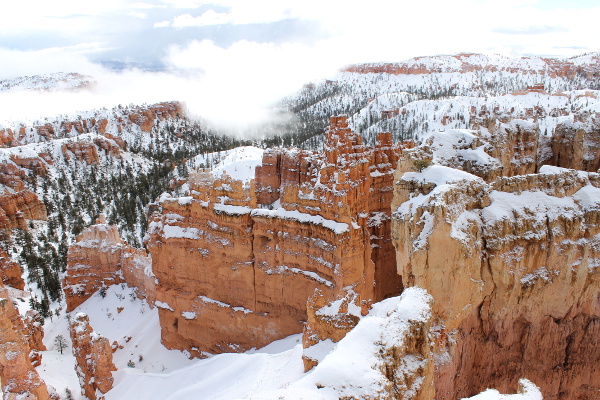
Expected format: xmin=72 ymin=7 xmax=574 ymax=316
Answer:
xmin=34 ymin=284 xmax=542 ymax=400
xmin=188 ymin=146 xmax=264 ymax=183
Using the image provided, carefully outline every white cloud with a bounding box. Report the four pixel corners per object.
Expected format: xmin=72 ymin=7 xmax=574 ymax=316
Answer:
xmin=128 ymin=11 xmax=148 ymax=19
xmin=163 ymin=39 xmax=343 ymax=128
xmin=172 ymin=11 xmax=233 ymax=27
xmin=1 ymin=0 xmax=599 ymax=134
xmin=154 ymin=20 xmax=172 ymax=28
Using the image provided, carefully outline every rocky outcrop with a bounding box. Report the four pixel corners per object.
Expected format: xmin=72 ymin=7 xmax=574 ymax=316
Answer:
xmin=126 ymin=102 xmax=182 ymax=132
xmin=23 ymin=309 xmax=46 ymax=367
xmin=63 ymin=217 xmax=155 ymax=311
xmin=0 ymin=248 xmax=25 ymax=289
xmin=0 ymin=162 xmax=26 ymax=191
xmin=69 ymin=313 xmax=116 ymax=400
xmin=403 ymin=116 xmax=600 ymax=189
xmin=9 ymin=155 xmax=48 ymax=176
xmin=61 ymin=141 xmax=100 ymax=164
xmin=301 ymin=288 xmax=363 ymax=371
xmin=266 ymin=287 xmax=435 ymax=399
xmin=63 ymin=222 xmax=125 ymax=311
xmin=0 ymin=102 xmax=182 ymax=148
xmin=0 ymin=286 xmax=50 ymax=400
xmin=0 ymin=189 xmax=47 ymax=230
xmin=147 ymin=116 xmax=406 ymax=358
xmin=550 ymin=116 xmax=600 ymax=172
xmin=391 ymin=165 xmax=600 ymax=399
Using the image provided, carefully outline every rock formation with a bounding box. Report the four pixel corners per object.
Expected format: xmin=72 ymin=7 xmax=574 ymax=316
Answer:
xmin=63 ymin=216 xmax=155 ymax=311
xmin=0 ymin=285 xmax=50 ymax=400
xmin=146 ymin=116 xmax=406 ymax=357
xmin=0 ymin=102 xmax=182 ymax=148
xmin=0 ymin=189 xmax=47 ymax=230
xmin=392 ymin=154 xmax=600 ymax=399
xmin=343 ymin=52 xmax=600 ymax=79
xmin=69 ymin=313 xmax=116 ymax=400
xmin=0 ymin=248 xmax=25 ymax=289
xmin=262 ymin=287 xmax=435 ymax=399
xmin=23 ymin=309 xmax=47 ymax=367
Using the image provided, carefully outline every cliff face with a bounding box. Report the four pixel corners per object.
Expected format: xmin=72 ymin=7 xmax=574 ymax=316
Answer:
xmin=0 ymin=286 xmax=50 ymax=400
xmin=391 ymin=165 xmax=600 ymax=399
xmin=343 ymin=52 xmax=600 ymax=79
xmin=0 ymin=102 xmax=182 ymax=148
xmin=0 ymin=248 xmax=25 ymax=289
xmin=146 ymin=116 xmax=406 ymax=357
xmin=0 ymin=189 xmax=47 ymax=230
xmin=63 ymin=217 xmax=155 ymax=311
xmin=69 ymin=313 xmax=116 ymax=400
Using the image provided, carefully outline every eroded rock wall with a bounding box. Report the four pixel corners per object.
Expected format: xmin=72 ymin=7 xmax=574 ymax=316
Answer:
xmin=69 ymin=313 xmax=116 ymax=400
xmin=392 ymin=166 xmax=600 ymax=399
xmin=0 ymin=248 xmax=25 ymax=289
xmin=63 ymin=217 xmax=155 ymax=311
xmin=0 ymin=189 xmax=47 ymax=230
xmin=147 ymin=116 xmax=406 ymax=357
xmin=0 ymin=286 xmax=50 ymax=400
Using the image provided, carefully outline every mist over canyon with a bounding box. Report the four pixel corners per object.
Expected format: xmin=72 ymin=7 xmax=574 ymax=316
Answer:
xmin=0 ymin=51 xmax=599 ymax=400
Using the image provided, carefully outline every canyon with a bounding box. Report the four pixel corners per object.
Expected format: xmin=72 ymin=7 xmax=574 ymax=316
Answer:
xmin=54 ymin=109 xmax=600 ymax=399
xmin=0 ymin=52 xmax=599 ymax=399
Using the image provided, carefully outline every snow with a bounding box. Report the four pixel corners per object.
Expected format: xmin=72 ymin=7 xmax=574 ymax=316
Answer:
xmin=462 ymin=379 xmax=543 ymax=399
xmin=213 ymin=203 xmax=252 ymax=215
xmin=161 ymin=225 xmax=201 ymax=239
xmin=181 ymin=311 xmax=197 ymax=320
xmin=37 ymin=285 xmax=195 ymax=399
xmin=251 ymin=208 xmax=350 ymax=234
xmin=189 ymin=146 xmax=264 ymax=183
xmin=250 ymin=287 xmax=433 ymax=399
xmin=402 ymin=164 xmax=482 ymax=186
xmin=264 ymin=265 xmax=333 ymax=287
xmin=156 ymin=300 xmax=175 ymax=311
xmin=34 ymin=282 xmax=545 ymax=400
xmin=573 ymin=185 xmax=600 ymax=211
xmin=482 ymin=190 xmax=578 ymax=225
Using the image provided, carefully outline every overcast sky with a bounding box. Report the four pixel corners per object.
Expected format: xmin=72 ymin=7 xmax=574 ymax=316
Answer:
xmin=1 ymin=0 xmax=599 ymax=126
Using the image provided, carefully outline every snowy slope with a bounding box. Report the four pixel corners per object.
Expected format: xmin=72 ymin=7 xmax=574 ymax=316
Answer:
xmin=188 ymin=146 xmax=264 ymax=183
xmin=0 ymin=73 xmax=93 ymax=93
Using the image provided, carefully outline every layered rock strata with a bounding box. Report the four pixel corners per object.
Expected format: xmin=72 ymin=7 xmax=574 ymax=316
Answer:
xmin=0 ymin=189 xmax=47 ymax=230
xmin=63 ymin=216 xmax=155 ymax=311
xmin=146 ymin=116 xmax=406 ymax=357
xmin=392 ymin=164 xmax=600 ymax=399
xmin=0 ymin=285 xmax=50 ymax=400
xmin=69 ymin=313 xmax=116 ymax=400
xmin=0 ymin=248 xmax=25 ymax=289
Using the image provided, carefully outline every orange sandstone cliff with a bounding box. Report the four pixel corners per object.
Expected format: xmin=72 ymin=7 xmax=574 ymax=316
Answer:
xmin=0 ymin=285 xmax=50 ymax=400
xmin=69 ymin=313 xmax=116 ymax=400
xmin=146 ymin=116 xmax=406 ymax=358
xmin=391 ymin=141 xmax=600 ymax=399
xmin=63 ymin=216 xmax=155 ymax=312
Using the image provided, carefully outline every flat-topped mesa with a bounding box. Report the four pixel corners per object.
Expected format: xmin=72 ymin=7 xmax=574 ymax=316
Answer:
xmin=147 ymin=116 xmax=406 ymax=359
xmin=63 ymin=216 xmax=155 ymax=312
